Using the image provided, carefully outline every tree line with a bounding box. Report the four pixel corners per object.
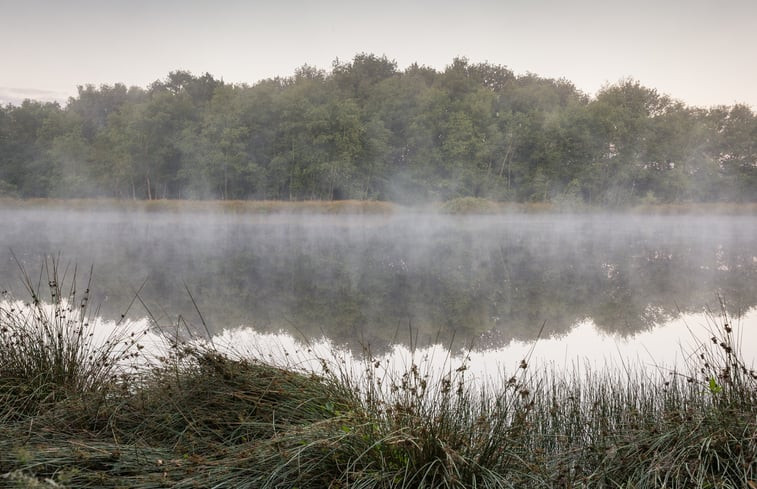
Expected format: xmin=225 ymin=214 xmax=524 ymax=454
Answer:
xmin=1 ymin=54 xmax=755 ymax=204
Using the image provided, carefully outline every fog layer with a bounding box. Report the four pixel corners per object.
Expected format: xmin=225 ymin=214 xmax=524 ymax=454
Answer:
xmin=1 ymin=208 xmax=755 ymax=351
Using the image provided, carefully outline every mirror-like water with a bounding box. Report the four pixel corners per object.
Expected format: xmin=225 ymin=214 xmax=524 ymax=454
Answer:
xmin=1 ymin=207 xmax=755 ymax=358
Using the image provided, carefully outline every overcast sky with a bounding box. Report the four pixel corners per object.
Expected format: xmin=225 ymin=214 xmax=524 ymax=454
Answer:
xmin=1 ymin=0 xmax=755 ymax=108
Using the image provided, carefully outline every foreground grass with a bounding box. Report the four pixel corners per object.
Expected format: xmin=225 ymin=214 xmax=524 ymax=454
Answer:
xmin=1 ymin=265 xmax=755 ymax=488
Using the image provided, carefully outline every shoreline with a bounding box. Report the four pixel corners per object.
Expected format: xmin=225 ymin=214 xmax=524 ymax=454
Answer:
xmin=2 ymin=196 xmax=757 ymax=215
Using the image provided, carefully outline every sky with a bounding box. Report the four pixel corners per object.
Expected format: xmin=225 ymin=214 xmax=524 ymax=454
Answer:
xmin=1 ymin=0 xmax=755 ymax=108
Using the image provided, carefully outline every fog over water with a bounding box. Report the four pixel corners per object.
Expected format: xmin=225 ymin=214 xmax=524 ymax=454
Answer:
xmin=1 ymin=206 xmax=755 ymax=371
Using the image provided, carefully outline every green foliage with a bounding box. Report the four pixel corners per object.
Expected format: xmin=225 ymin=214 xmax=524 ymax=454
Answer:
xmin=439 ymin=197 xmax=500 ymax=214
xmin=1 ymin=57 xmax=756 ymax=204
xmin=708 ymin=376 xmax=722 ymax=395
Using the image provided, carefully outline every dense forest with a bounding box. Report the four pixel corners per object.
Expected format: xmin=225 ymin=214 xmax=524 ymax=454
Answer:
xmin=1 ymin=54 xmax=755 ymax=204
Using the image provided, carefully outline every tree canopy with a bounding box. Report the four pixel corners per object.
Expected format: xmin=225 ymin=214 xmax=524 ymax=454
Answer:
xmin=1 ymin=55 xmax=755 ymax=204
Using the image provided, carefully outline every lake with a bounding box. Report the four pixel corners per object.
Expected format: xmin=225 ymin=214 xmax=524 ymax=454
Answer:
xmin=1 ymin=205 xmax=755 ymax=370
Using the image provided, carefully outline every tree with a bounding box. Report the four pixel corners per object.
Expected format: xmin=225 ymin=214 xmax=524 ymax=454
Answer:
xmin=67 ymin=83 xmax=131 ymax=142
xmin=0 ymin=100 xmax=66 ymax=197
xmin=0 ymin=59 xmax=754 ymax=204
xmin=332 ymin=53 xmax=397 ymax=99
xmin=714 ymin=104 xmax=756 ymax=200
xmin=587 ymin=79 xmax=671 ymax=205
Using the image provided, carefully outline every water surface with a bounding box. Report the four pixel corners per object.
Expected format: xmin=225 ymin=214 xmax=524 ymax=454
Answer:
xmin=1 ymin=208 xmax=755 ymax=357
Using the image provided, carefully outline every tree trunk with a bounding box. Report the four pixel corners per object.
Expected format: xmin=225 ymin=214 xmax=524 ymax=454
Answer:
xmin=224 ymin=164 xmax=228 ymax=200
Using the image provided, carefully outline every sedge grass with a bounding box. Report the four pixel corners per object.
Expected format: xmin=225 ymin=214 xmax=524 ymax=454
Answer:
xmin=1 ymin=265 xmax=755 ymax=488
xmin=0 ymin=256 xmax=148 ymax=423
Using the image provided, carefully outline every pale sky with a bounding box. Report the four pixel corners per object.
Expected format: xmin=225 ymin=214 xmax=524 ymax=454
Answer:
xmin=1 ymin=0 xmax=755 ymax=108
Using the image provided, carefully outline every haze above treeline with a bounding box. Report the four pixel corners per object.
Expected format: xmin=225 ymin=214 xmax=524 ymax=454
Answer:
xmin=1 ymin=54 xmax=755 ymax=205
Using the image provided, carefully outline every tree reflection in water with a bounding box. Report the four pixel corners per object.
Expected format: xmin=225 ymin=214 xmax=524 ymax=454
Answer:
xmin=1 ymin=209 xmax=755 ymax=351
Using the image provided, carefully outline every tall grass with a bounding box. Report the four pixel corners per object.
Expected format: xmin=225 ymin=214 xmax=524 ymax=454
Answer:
xmin=0 ymin=256 xmax=147 ymax=422
xmin=0 ymin=265 xmax=755 ymax=487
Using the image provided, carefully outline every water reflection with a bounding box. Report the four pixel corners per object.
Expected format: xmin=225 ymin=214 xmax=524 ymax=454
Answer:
xmin=197 ymin=308 xmax=757 ymax=387
xmin=1 ymin=208 xmax=755 ymax=350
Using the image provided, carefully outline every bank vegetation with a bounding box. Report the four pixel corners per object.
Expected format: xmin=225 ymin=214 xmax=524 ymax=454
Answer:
xmin=1 ymin=261 xmax=755 ymax=488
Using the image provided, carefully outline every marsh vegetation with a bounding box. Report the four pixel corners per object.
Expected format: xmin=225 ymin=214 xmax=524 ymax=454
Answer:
xmin=1 ymin=261 xmax=755 ymax=488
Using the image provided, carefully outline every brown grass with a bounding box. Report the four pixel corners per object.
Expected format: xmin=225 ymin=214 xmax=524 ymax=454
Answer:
xmin=0 ymin=198 xmax=399 ymax=214
xmin=2 ymin=197 xmax=757 ymax=215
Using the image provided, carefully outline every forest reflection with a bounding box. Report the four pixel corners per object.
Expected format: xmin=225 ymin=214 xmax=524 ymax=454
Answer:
xmin=1 ymin=209 xmax=755 ymax=351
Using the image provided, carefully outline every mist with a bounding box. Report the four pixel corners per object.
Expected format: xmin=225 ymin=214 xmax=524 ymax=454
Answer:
xmin=2 ymin=204 xmax=755 ymax=355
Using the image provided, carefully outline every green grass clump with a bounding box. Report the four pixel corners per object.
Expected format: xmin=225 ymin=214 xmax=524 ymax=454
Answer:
xmin=439 ymin=197 xmax=502 ymax=214
xmin=111 ymin=348 xmax=359 ymax=451
xmin=0 ymin=257 xmax=146 ymax=422
xmin=1 ymin=263 xmax=755 ymax=488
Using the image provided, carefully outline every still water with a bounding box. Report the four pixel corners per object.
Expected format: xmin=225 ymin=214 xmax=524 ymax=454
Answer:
xmin=1 ymin=207 xmax=755 ymax=370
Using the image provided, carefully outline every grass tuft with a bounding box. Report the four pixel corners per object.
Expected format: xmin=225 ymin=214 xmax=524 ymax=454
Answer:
xmin=1 ymin=262 xmax=755 ymax=487
xmin=0 ymin=255 xmax=147 ymax=422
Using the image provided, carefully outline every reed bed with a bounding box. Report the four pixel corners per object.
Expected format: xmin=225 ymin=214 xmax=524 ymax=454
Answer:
xmin=1 ymin=261 xmax=755 ymax=488
xmin=0 ymin=198 xmax=399 ymax=215
xmin=3 ymin=196 xmax=757 ymax=216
